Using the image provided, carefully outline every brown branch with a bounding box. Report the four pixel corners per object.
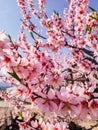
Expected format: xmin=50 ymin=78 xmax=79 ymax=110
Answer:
xmin=33 ymin=30 xmax=47 ymax=39
xmin=83 ymin=57 xmax=98 ymax=65
xmin=65 ymin=42 xmax=95 ymax=57
xmin=62 ymin=30 xmax=76 ymax=38
xmin=64 ymin=76 xmax=89 ymax=83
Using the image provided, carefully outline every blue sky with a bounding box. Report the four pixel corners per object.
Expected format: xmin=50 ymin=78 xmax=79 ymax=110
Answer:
xmin=0 ymin=0 xmax=98 ymax=39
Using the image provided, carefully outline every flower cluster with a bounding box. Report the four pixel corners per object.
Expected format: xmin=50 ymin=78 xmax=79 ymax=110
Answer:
xmin=0 ymin=0 xmax=98 ymax=129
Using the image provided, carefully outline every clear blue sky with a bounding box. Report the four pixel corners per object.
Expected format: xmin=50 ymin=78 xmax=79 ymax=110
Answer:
xmin=0 ymin=0 xmax=98 ymax=39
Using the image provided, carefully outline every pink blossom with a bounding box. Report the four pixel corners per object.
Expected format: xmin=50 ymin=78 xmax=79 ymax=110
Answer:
xmin=89 ymin=99 xmax=98 ymax=119
xmin=35 ymin=88 xmax=58 ymax=113
xmin=0 ymin=0 xmax=98 ymax=129
xmin=46 ymin=71 xmax=64 ymax=88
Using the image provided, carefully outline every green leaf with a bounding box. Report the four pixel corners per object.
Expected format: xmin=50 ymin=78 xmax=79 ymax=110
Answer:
xmin=90 ymin=15 xmax=98 ymax=20
xmin=8 ymin=70 xmax=22 ymax=82
xmin=54 ymin=10 xmax=59 ymax=16
xmin=89 ymin=6 xmax=98 ymax=20
xmin=86 ymin=25 xmax=92 ymax=33
xmin=18 ymin=112 xmax=23 ymax=119
xmin=24 ymin=101 xmax=31 ymax=105
xmin=7 ymin=34 xmax=13 ymax=43
xmin=89 ymin=6 xmax=97 ymax=12
xmin=30 ymin=32 xmax=35 ymax=40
